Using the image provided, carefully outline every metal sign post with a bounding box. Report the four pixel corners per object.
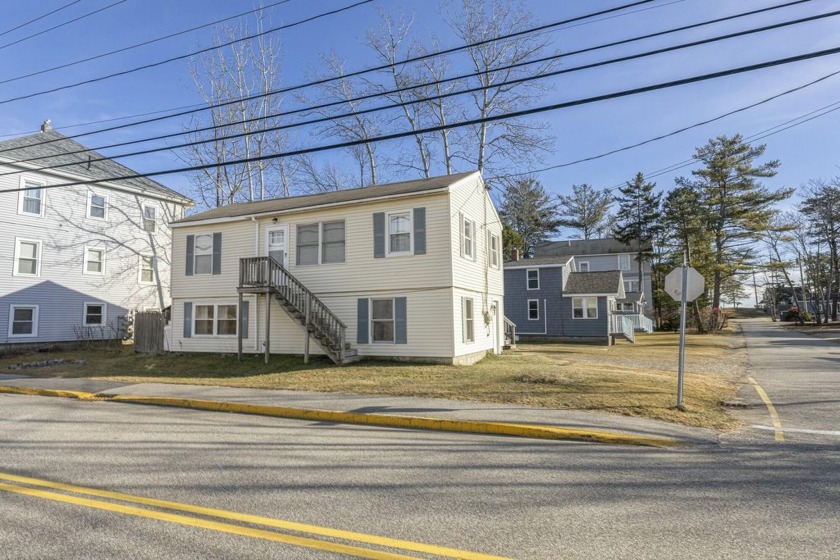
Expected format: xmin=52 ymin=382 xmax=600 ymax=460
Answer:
xmin=664 ymin=255 xmax=705 ymax=412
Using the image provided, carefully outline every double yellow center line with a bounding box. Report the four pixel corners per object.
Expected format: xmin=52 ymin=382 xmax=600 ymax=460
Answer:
xmin=0 ymin=472 xmax=509 ymax=560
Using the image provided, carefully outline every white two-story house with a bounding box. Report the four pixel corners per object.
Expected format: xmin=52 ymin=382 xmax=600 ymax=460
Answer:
xmin=169 ymin=171 xmax=504 ymax=365
xmin=0 ymin=121 xmax=193 ymax=344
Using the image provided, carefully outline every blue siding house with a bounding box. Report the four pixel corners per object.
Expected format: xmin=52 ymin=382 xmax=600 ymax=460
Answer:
xmin=504 ymin=256 xmax=630 ymax=344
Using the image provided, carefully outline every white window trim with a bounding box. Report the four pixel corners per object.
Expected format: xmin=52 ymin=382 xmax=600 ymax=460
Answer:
xmin=369 ymin=297 xmax=396 ymax=344
xmin=18 ymin=177 xmax=46 ymax=217
xmin=192 ymin=302 xmax=238 ymax=337
xmin=83 ymin=246 xmax=106 ymax=276
xmin=8 ymin=304 xmax=39 ymax=338
xmin=572 ymin=297 xmax=599 ymax=320
xmin=618 ymin=254 xmax=631 ymax=271
xmin=193 ymin=234 xmax=214 ymax=275
xmin=624 ymin=279 xmax=639 ymax=293
xmin=87 ymin=191 xmax=109 ymax=221
xmin=578 ymin=261 xmax=590 ymax=272
xmin=13 ymin=238 xmax=42 ymax=277
xmin=462 ymin=297 xmax=475 ymax=344
xmin=386 ymin=210 xmax=413 ymax=258
xmin=462 ymin=215 xmax=476 ymax=261
xmin=138 ymin=254 xmax=155 ymax=285
xmin=83 ymin=302 xmax=107 ymax=327
xmin=143 ymin=204 xmax=157 ymax=232
xmin=296 ymin=221 xmax=346 ymax=266
xmin=526 ymin=268 xmax=540 ymax=290
xmin=488 ymin=233 xmax=500 ymax=269
xmin=527 ymin=299 xmax=540 ymax=321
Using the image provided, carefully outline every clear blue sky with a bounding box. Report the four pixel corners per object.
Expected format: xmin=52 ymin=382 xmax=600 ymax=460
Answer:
xmin=1 ymin=0 xmax=838 ymax=223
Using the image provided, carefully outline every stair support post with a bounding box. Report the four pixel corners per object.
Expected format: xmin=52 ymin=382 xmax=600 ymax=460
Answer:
xmin=264 ymin=292 xmax=271 ymax=365
xmin=303 ymin=294 xmax=311 ymax=365
xmin=237 ymin=292 xmax=243 ymax=362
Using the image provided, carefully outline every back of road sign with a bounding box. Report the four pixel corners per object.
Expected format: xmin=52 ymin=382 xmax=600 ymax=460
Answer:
xmin=664 ymin=267 xmax=705 ymax=302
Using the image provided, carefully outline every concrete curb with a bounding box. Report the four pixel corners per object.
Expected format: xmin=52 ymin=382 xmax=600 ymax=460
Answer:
xmin=0 ymin=385 xmax=680 ymax=448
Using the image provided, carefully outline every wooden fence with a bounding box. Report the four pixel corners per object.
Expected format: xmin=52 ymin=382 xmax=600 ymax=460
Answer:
xmin=134 ymin=311 xmax=165 ymax=354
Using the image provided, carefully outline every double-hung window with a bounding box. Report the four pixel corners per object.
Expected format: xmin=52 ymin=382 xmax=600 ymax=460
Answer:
xmin=8 ymin=305 xmax=38 ymax=337
xmin=462 ymin=215 xmax=476 ymax=260
xmin=84 ymin=247 xmax=105 ymax=275
xmin=371 ymin=299 xmax=395 ymax=343
xmin=388 ymin=212 xmax=412 ymax=255
xmin=572 ymin=297 xmax=598 ymax=319
xmin=462 ymin=298 xmax=475 ymax=343
xmin=321 ymin=221 xmax=345 ymax=264
xmin=193 ymin=234 xmax=213 ymax=274
xmin=526 ymin=269 xmax=539 ymax=290
xmin=624 ymin=279 xmax=638 ymax=293
xmin=139 ymin=255 xmax=155 ymax=283
xmin=297 ymin=221 xmax=346 ymax=265
xmin=528 ymin=299 xmax=539 ymax=320
xmin=84 ymin=303 xmax=106 ymax=326
xmin=193 ymin=304 xmax=237 ymax=336
xmin=296 ymin=224 xmax=319 ymax=265
xmin=14 ymin=239 xmax=41 ymax=276
xmin=618 ymin=254 xmax=631 ymax=271
xmin=143 ymin=205 xmax=157 ymax=232
xmin=88 ymin=193 xmax=107 ymax=219
xmin=489 ymin=234 xmax=500 ymax=268
xmin=19 ymin=179 xmax=44 ymax=216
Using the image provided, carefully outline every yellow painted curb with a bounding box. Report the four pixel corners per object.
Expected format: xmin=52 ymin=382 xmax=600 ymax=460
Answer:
xmin=0 ymin=385 xmax=679 ymax=448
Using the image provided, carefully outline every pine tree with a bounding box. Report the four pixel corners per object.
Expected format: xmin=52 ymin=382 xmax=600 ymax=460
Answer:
xmin=613 ymin=172 xmax=662 ymax=306
xmin=498 ymin=178 xmax=560 ymax=257
xmin=556 ymin=184 xmax=613 ymax=240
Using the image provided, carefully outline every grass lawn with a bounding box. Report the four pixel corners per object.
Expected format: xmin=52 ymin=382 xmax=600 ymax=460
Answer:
xmin=0 ymin=331 xmax=746 ymax=430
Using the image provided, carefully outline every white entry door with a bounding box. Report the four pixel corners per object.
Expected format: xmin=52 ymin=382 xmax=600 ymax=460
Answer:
xmin=265 ymin=225 xmax=289 ymax=268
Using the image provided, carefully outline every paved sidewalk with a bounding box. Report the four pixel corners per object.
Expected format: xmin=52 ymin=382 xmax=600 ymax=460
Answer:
xmin=0 ymin=372 xmax=717 ymax=446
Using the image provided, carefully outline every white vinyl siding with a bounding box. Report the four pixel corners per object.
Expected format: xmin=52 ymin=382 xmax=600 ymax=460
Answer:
xmin=8 ymin=305 xmax=39 ymax=337
xmin=526 ymin=268 xmax=539 ymax=290
xmin=18 ymin=178 xmax=45 ymax=217
xmin=88 ymin=192 xmax=108 ymax=220
xmin=573 ymin=297 xmax=598 ymax=319
xmin=14 ymin=238 xmax=41 ymax=277
xmin=83 ymin=247 xmax=105 ymax=275
xmin=83 ymin=302 xmax=106 ymax=326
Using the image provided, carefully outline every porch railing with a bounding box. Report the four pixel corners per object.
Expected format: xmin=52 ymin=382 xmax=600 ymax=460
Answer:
xmin=504 ymin=316 xmax=517 ymax=348
xmin=610 ymin=314 xmax=635 ymax=343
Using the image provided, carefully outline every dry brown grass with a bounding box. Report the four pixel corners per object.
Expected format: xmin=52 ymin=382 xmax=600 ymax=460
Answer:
xmin=0 ymin=331 xmax=746 ymax=430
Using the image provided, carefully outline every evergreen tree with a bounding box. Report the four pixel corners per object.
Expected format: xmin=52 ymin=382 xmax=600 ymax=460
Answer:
xmin=498 ymin=178 xmax=560 ymax=257
xmin=676 ymin=135 xmax=793 ymax=310
xmin=556 ymin=183 xmax=613 ymax=240
xmin=613 ymin=172 xmax=663 ymax=305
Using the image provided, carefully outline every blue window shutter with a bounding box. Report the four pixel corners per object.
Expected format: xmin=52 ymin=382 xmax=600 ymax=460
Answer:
xmin=183 ymin=302 xmax=192 ymax=338
xmin=212 ymin=232 xmax=222 ymax=275
xmin=185 ymin=235 xmax=194 ymax=276
xmin=395 ymin=297 xmax=407 ymax=344
xmin=373 ymin=212 xmax=385 ymax=258
xmin=413 ymin=208 xmax=426 ymax=255
xmin=357 ymin=298 xmax=369 ymax=344
xmin=241 ymin=300 xmax=249 ymax=339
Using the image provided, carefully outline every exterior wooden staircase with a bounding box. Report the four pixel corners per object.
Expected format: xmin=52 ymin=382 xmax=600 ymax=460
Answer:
xmin=238 ymin=256 xmax=359 ymax=365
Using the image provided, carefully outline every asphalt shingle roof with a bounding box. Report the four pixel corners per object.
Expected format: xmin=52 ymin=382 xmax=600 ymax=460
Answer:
xmin=564 ymin=271 xmax=623 ymax=295
xmin=0 ymin=129 xmax=192 ymax=204
xmin=503 ymin=255 xmax=573 ymax=268
xmin=174 ymin=171 xmax=477 ymax=223
xmin=536 ymin=238 xmax=652 ymax=257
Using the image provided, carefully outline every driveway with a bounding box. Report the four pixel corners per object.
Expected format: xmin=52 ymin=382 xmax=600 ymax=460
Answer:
xmin=729 ymin=318 xmax=840 ymax=445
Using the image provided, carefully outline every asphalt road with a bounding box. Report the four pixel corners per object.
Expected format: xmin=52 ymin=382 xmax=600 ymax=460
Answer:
xmin=2 ymin=391 xmax=839 ymax=559
xmin=728 ymin=318 xmax=840 ymax=445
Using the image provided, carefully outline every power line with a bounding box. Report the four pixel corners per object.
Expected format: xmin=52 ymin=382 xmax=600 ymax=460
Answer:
xmin=0 ymin=0 xmax=294 ymax=88
xmin=0 ymin=0 xmax=656 ymax=143
xmin=2 ymin=3 xmax=833 ymax=172
xmin=0 ymin=0 xmax=128 ymax=52
xmin=0 ymin=0 xmax=80 ymax=38
xmin=495 ymin=66 xmax=840 ymax=181
xmin=0 ymin=0 xmax=374 ymax=106
xmin=3 ymin=43 xmax=840 ymax=195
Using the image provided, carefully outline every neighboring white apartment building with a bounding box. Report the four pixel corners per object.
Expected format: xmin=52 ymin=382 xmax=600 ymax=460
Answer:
xmin=169 ymin=171 xmax=504 ymax=365
xmin=0 ymin=122 xmax=193 ymax=344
